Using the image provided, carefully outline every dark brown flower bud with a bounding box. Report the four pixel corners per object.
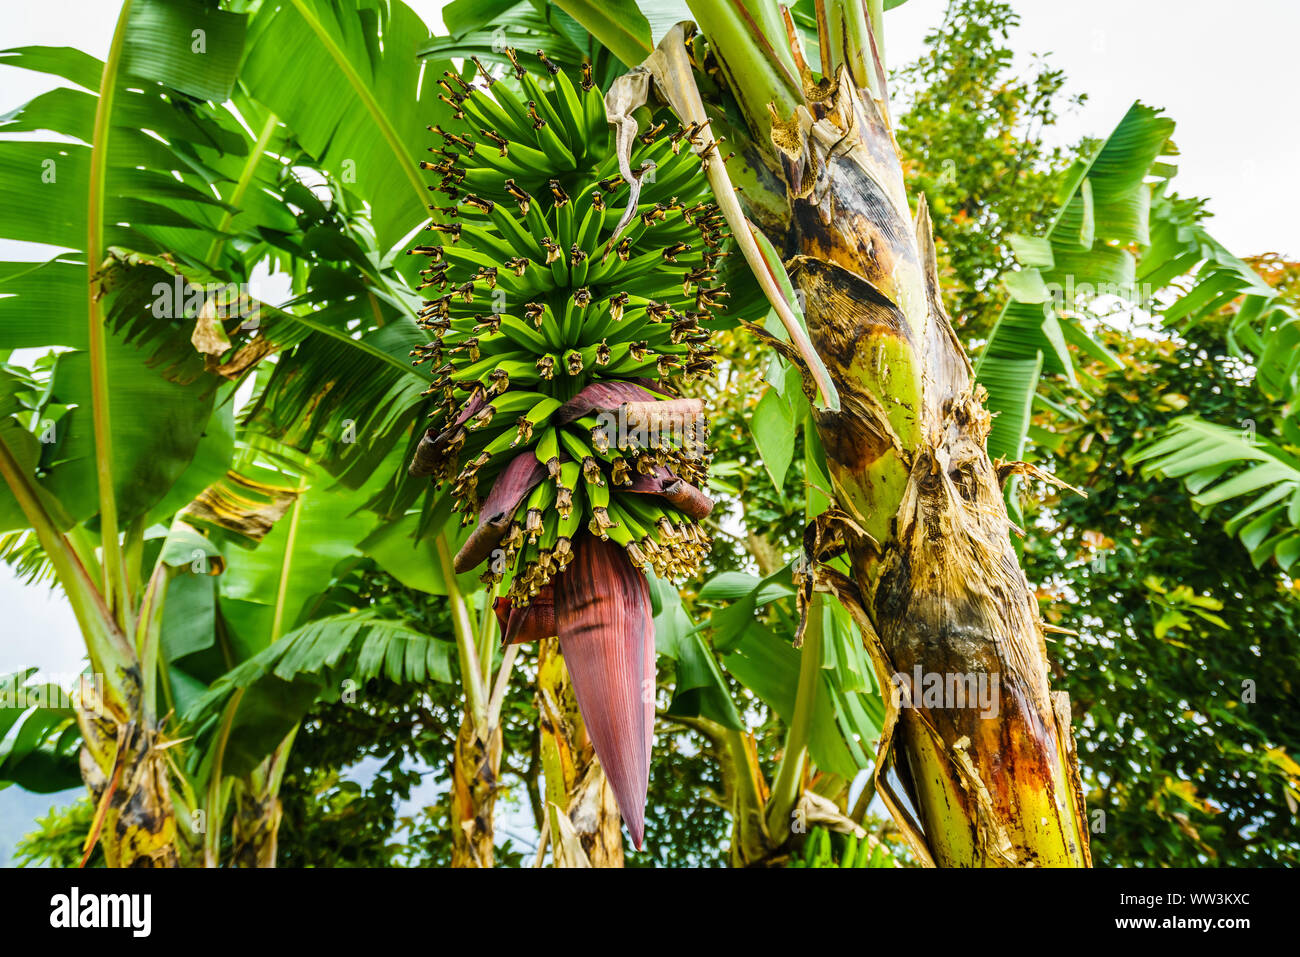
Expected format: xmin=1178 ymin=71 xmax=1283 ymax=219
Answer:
xmin=480 ymin=129 xmax=509 ymax=155
xmin=505 ymin=47 xmax=526 ymax=79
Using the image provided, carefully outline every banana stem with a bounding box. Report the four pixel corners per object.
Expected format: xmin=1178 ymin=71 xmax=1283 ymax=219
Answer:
xmin=685 ymin=0 xmax=801 ymax=140
xmin=206 ymin=112 xmax=279 ymax=268
xmin=476 ymin=580 xmax=499 ymax=691
xmin=437 ymin=533 xmax=488 ymax=727
xmin=767 ymin=415 xmax=829 ymax=838
xmin=86 ymin=0 xmax=134 ymax=624
xmin=134 ymin=562 xmax=170 ymax=724
xmin=204 ymin=689 xmax=242 ymax=867
xmin=764 ymin=594 xmax=822 ymax=836
xmin=0 ymin=432 xmax=131 ymax=683
xmin=487 ymin=643 xmax=519 ymax=728
xmin=867 ymin=0 xmax=886 ymax=71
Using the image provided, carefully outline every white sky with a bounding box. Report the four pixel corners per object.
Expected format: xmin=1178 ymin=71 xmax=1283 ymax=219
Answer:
xmin=886 ymin=0 xmax=1298 ymax=258
xmin=0 ymin=0 xmax=1295 ymax=673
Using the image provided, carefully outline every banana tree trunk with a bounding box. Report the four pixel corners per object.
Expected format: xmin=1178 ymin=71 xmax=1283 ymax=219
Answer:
xmin=76 ymin=685 xmax=178 ymax=868
xmin=231 ymin=787 xmax=281 ymax=868
xmin=450 ymin=711 xmax=503 ymax=867
xmin=536 ymin=638 xmax=625 ymax=867
xmin=229 ymin=729 xmax=295 ymax=868
xmin=780 ymin=65 xmax=1089 ymax=871
xmin=641 ymin=5 xmax=1092 ymax=866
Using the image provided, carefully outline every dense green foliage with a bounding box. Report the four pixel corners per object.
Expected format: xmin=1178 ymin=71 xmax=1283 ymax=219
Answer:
xmin=1027 ymin=321 xmax=1300 ymax=866
xmin=13 ymin=798 xmax=102 ymax=868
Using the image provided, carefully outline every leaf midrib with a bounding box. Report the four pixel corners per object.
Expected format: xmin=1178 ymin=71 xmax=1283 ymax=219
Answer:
xmin=287 ymin=0 xmax=427 ymax=218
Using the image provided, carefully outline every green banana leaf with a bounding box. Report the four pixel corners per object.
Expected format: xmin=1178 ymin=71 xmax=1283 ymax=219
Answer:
xmin=239 ymin=0 xmax=451 ymax=250
xmin=977 ymin=102 xmax=1176 ymax=463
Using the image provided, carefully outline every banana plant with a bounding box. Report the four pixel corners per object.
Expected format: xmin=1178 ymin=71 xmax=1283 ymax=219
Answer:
xmin=976 ymin=107 xmax=1300 ymax=571
xmin=967 ymin=106 xmax=1300 ymax=570
xmin=232 ymin=2 xmax=519 ymax=866
xmin=150 ymin=200 xmax=519 ymax=865
xmin=598 ymin=1 xmax=1293 ymax=865
xmin=555 ymin=0 xmax=1095 ymax=866
xmin=0 ymin=0 xmax=485 ymax=865
xmin=194 ymin=0 xmax=518 ymax=865
xmin=197 ymin=0 xmax=530 ymax=864
xmin=976 ymin=105 xmax=1177 ymax=467
xmin=0 ymin=0 xmax=264 ymax=866
xmin=3 ymin=0 xmax=1279 ymax=871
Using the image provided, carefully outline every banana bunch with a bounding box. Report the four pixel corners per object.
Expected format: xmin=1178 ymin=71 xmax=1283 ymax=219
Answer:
xmin=789 ymin=827 xmax=892 ymax=868
xmin=408 ymin=51 xmax=727 ymax=612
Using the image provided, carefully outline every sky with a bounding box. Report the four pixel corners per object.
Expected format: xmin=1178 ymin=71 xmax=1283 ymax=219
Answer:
xmin=885 ymin=0 xmax=1298 ymax=258
xmin=0 ymin=0 xmax=1296 ymax=855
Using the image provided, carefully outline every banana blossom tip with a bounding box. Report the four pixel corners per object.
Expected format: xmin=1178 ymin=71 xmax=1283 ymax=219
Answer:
xmin=495 ymin=534 xmax=655 ymax=849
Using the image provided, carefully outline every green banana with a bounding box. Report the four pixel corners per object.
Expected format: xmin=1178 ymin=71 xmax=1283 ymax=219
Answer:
xmin=412 ymin=51 xmax=727 ymax=608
